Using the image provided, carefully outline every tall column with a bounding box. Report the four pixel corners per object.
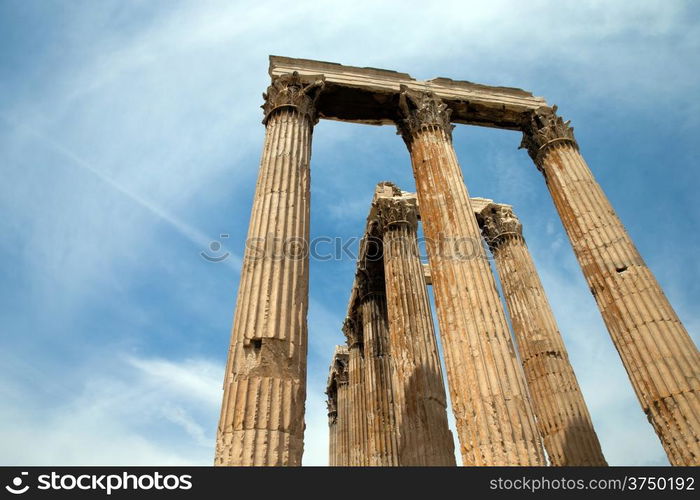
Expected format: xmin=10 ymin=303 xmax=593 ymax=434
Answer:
xmin=327 ymin=345 xmax=349 ymax=466
xmin=396 ymin=87 xmax=545 ymax=465
xmin=358 ymin=270 xmax=400 ymax=466
xmin=480 ymin=203 xmax=607 ymax=466
xmin=326 ymin=355 xmax=338 ymax=466
xmin=521 ymin=107 xmax=700 ymax=465
xmin=336 ymin=352 xmax=350 ymax=466
xmin=215 ymin=72 xmax=324 ymax=466
xmin=378 ymin=192 xmax=456 ymax=465
xmin=343 ymin=316 xmax=369 ymax=466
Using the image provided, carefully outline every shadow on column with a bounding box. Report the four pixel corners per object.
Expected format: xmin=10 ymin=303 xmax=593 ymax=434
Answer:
xmin=560 ymin=414 xmax=608 ymax=466
xmin=396 ymin=363 xmax=456 ymax=466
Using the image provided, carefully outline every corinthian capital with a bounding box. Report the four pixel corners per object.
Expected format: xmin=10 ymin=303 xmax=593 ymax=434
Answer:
xmin=520 ymin=105 xmax=577 ymax=164
xmin=375 ymin=197 xmax=419 ymax=232
xmin=328 ymin=347 xmax=349 ymax=386
xmin=342 ymin=315 xmax=363 ymax=349
xmin=396 ymin=86 xmax=454 ymax=146
xmin=262 ymin=71 xmax=325 ymax=124
xmin=326 ymin=395 xmax=338 ymax=422
xmin=479 ymin=203 xmax=523 ymax=249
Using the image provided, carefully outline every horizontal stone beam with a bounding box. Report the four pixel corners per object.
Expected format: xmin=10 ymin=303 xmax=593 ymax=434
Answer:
xmin=269 ymin=56 xmax=548 ymax=130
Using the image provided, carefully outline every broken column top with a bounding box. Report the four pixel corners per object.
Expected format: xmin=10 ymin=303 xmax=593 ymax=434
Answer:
xmin=269 ymin=56 xmax=548 ymax=129
xmin=341 ymin=186 xmax=516 ymax=301
xmin=326 ymin=345 xmax=349 ymax=393
xmin=469 ymin=197 xmax=496 ymax=215
xmin=342 ymin=182 xmax=418 ymax=324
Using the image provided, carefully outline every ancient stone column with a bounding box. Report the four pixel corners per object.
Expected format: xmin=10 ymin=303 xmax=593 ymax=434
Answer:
xmin=326 ymin=363 xmax=338 ymax=466
xmin=396 ymin=87 xmax=545 ymax=465
xmin=343 ymin=316 xmax=369 ymax=466
xmin=215 ymin=72 xmax=324 ymax=466
xmin=328 ymin=405 xmax=337 ymax=466
xmin=377 ymin=189 xmax=456 ymax=466
xmin=327 ymin=346 xmax=349 ymax=466
xmin=358 ymin=270 xmax=400 ymax=466
xmin=521 ymin=107 xmax=700 ymax=466
xmin=336 ymin=350 xmax=350 ymax=466
xmin=479 ymin=202 xmax=607 ymax=466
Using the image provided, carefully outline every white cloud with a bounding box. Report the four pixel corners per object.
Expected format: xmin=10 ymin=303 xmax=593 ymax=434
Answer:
xmin=0 ymin=349 xmax=337 ymax=466
xmin=0 ymin=355 xmax=222 ymax=466
xmin=1 ymin=0 xmax=697 ymax=467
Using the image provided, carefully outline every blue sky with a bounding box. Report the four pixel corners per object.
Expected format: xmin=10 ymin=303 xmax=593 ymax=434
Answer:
xmin=0 ymin=0 xmax=698 ymax=466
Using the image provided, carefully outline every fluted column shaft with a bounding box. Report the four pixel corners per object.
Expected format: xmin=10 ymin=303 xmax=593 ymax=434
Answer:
xmin=481 ymin=204 xmax=607 ymax=465
xmin=397 ymin=88 xmax=545 ymax=465
xmin=328 ymin=415 xmax=337 ymax=466
xmin=522 ymin=109 xmax=700 ymax=465
xmin=360 ymin=289 xmax=400 ymax=465
xmin=378 ymin=197 xmax=456 ymax=465
xmin=347 ymin=338 xmax=369 ymax=466
xmin=337 ymin=380 xmax=350 ymax=465
xmin=326 ymin=346 xmax=348 ymax=466
xmin=327 ymin=382 xmax=338 ymax=466
xmin=215 ymin=73 xmax=323 ymax=466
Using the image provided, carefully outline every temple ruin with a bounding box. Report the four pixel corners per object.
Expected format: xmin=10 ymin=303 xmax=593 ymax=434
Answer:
xmin=214 ymin=56 xmax=699 ymax=466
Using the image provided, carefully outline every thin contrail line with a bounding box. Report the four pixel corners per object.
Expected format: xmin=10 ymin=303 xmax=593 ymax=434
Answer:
xmin=2 ymin=113 xmax=242 ymax=272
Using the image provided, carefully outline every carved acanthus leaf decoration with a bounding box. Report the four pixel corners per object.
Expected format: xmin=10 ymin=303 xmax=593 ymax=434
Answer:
xmin=480 ymin=204 xmax=523 ymax=249
xmin=326 ymin=393 xmax=338 ymax=422
xmin=520 ymin=105 xmax=577 ymax=164
xmin=375 ymin=197 xmax=419 ymax=232
xmin=262 ymin=71 xmax=325 ymax=124
xmin=396 ymin=86 xmax=454 ymax=146
xmin=342 ymin=315 xmax=363 ymax=348
xmin=328 ymin=351 xmax=349 ymax=388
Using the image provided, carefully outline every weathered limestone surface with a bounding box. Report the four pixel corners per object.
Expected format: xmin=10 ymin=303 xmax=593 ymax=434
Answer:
xmin=376 ymin=184 xmax=456 ymax=466
xmin=222 ymin=57 xmax=697 ymax=467
xmin=328 ymin=415 xmax=337 ymax=465
xmin=340 ymin=203 xmax=401 ymax=466
xmin=336 ymin=355 xmax=350 ymax=466
xmin=215 ymin=72 xmax=323 ymax=466
xmin=522 ymin=107 xmax=700 ymax=465
xmin=343 ymin=316 xmax=370 ymax=466
xmin=358 ymin=272 xmax=400 ymax=466
xmin=326 ymin=346 xmax=349 ymax=466
xmin=269 ymin=56 xmax=546 ymax=128
xmin=397 ymin=87 xmax=545 ymax=465
xmin=478 ymin=201 xmax=607 ymax=466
